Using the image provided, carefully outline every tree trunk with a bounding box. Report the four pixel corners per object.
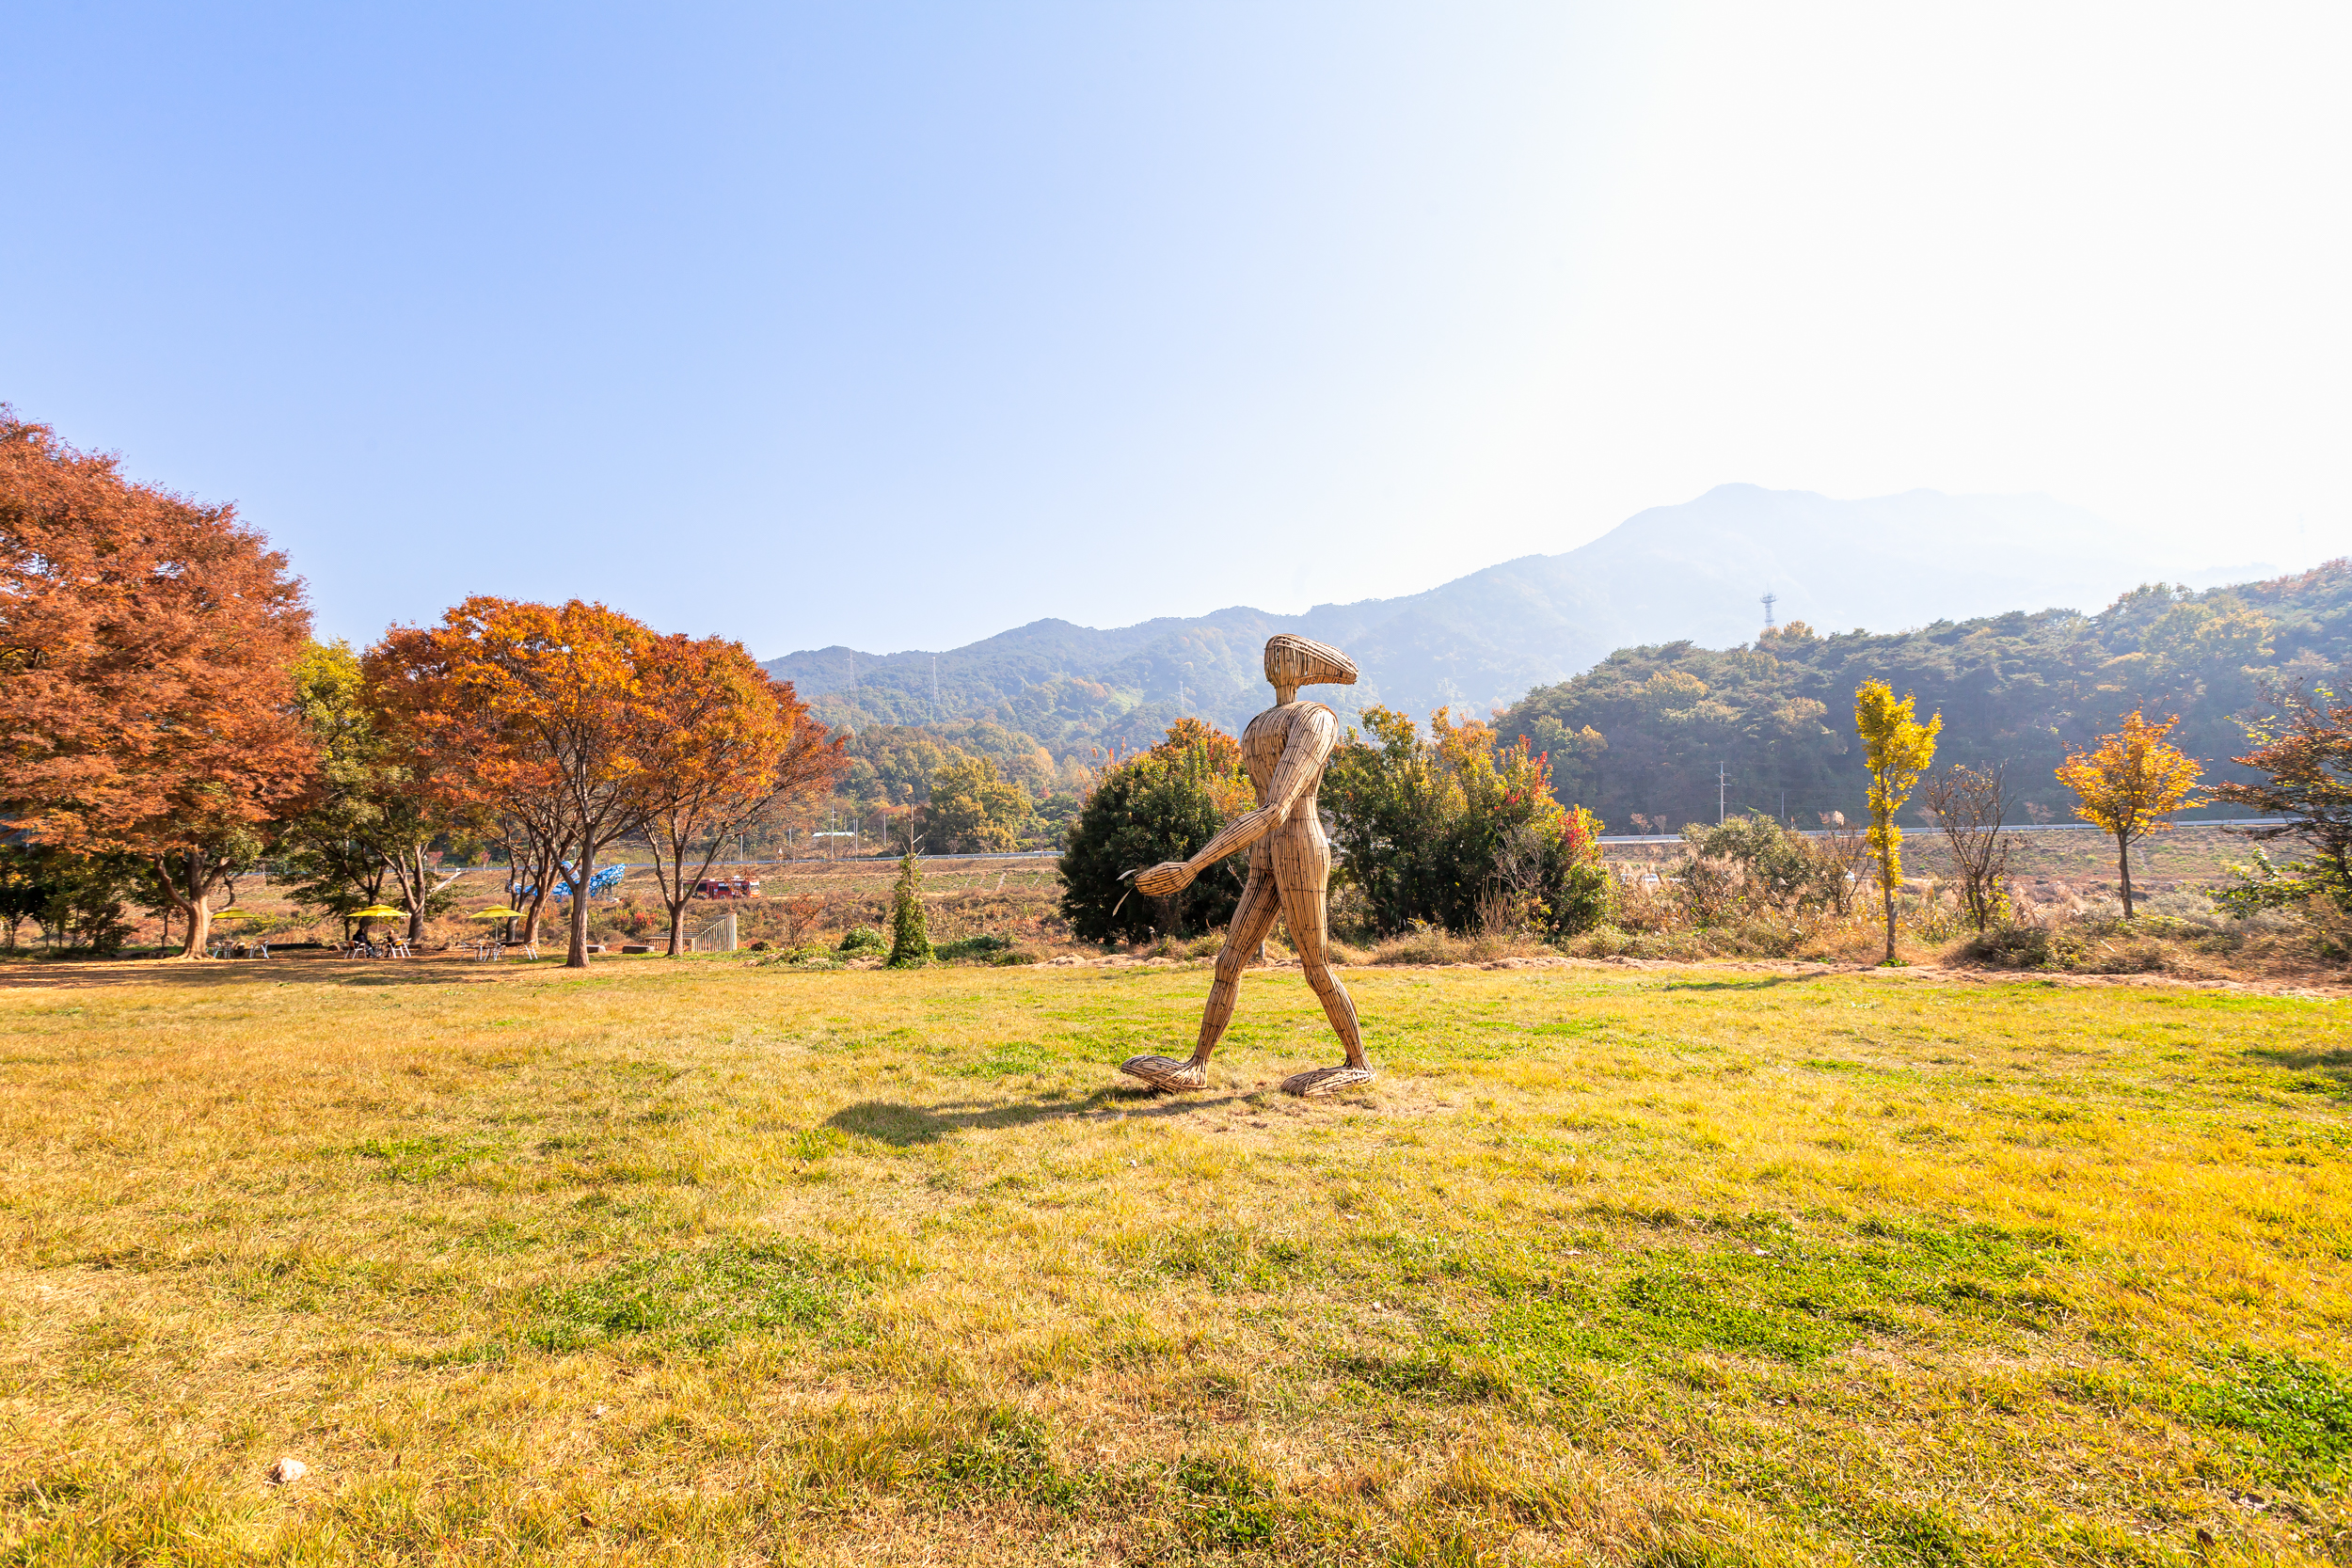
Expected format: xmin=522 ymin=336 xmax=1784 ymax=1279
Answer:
xmin=529 ymin=838 xmax=561 ymax=946
xmin=387 ymin=845 xmax=461 ymax=945
xmin=406 ymin=846 xmax=428 ymax=942
xmin=565 ymin=846 xmax=591 ymax=967
xmin=152 ymin=851 xmax=213 ymax=958
xmin=648 ymin=828 xmax=689 ymax=957
xmin=1881 ymin=868 xmax=1898 ymax=964
xmin=2117 ymin=832 xmax=2135 ymax=918
xmin=184 ymin=895 xmax=212 ymax=958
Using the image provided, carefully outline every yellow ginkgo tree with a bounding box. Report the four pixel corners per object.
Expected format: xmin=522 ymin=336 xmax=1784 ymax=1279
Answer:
xmin=2056 ymin=710 xmax=2204 ymax=917
xmin=1854 ymin=681 xmax=1942 ymax=964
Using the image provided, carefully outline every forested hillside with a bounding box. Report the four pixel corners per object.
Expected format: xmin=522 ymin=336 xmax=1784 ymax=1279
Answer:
xmin=1493 ymin=561 xmax=2350 ymax=831
xmin=767 ymin=486 xmax=2252 ymax=760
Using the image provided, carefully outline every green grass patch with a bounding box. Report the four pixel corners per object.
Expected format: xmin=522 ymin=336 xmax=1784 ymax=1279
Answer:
xmin=2185 ymin=1350 xmax=2352 ymax=1481
xmin=1168 ymin=1454 xmax=1283 ymax=1552
xmin=1126 ymin=1226 xmax=1312 ymax=1291
xmin=528 ymin=1237 xmax=850 ymax=1351
xmin=1454 ymin=1217 xmax=2074 ymax=1380
xmin=352 ymin=1132 xmax=500 ymax=1181
xmin=930 ymin=1409 xmax=1085 ymax=1509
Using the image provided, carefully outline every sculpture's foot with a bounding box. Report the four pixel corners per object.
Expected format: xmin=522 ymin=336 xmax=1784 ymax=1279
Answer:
xmin=1279 ymin=1065 xmax=1375 ymax=1098
xmin=1119 ymin=1053 xmax=1207 ymax=1092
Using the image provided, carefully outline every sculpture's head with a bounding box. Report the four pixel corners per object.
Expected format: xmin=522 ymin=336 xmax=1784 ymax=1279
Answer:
xmin=1263 ymin=634 xmax=1358 ymax=701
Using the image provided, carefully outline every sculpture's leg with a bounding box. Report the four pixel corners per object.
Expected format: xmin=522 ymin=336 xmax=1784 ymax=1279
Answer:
xmin=1119 ymin=862 xmax=1279 ymax=1092
xmin=1273 ymin=827 xmax=1374 ymax=1097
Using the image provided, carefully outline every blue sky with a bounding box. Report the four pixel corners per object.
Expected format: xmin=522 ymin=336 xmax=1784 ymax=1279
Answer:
xmin=5 ymin=4 xmax=2345 ymax=656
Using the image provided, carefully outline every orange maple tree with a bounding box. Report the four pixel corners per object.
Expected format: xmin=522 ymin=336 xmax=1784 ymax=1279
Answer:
xmin=370 ymin=597 xmax=660 ymax=967
xmin=635 ymin=634 xmax=844 ymax=955
xmin=2055 ymin=709 xmax=2204 ymax=917
xmin=0 ymin=409 xmax=314 ymax=956
xmin=364 ymin=622 xmax=548 ymax=945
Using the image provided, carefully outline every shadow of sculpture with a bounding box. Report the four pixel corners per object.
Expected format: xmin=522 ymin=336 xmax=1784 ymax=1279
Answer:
xmin=824 ymin=1087 xmax=1250 ymax=1147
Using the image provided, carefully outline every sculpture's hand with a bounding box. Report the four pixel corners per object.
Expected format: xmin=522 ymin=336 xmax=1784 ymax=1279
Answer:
xmin=1130 ymin=861 xmax=1196 ymax=897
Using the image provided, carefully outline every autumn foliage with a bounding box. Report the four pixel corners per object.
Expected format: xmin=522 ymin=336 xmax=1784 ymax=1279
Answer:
xmin=2214 ymin=685 xmax=2352 ymax=930
xmin=634 ymin=631 xmax=843 ymax=954
xmin=1853 ymin=681 xmax=1941 ymax=963
xmin=370 ymin=598 xmax=839 ymax=965
xmin=1323 ymin=706 xmax=1608 ymax=940
xmin=0 ymin=409 xmax=313 ymax=955
xmin=1058 ymin=718 xmax=1260 ymax=943
xmin=2057 ymin=709 xmax=2204 ymax=917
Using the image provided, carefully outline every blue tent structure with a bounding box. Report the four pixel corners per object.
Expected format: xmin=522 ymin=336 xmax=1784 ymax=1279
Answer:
xmin=517 ymin=863 xmax=625 ymax=903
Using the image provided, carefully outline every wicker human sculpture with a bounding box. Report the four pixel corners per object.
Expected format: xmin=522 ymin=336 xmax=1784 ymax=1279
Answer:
xmin=1119 ymin=634 xmax=1373 ymax=1098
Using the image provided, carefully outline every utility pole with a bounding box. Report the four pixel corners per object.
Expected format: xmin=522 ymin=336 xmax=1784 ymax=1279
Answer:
xmin=1718 ymin=762 xmax=1726 ymax=825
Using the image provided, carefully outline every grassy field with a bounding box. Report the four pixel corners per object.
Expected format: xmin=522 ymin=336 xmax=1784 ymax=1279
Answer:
xmin=3 ymin=956 xmax=2348 ymax=1565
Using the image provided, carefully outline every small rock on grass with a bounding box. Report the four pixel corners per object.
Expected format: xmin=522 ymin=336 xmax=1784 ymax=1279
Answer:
xmin=266 ymin=1456 xmax=308 ymax=1485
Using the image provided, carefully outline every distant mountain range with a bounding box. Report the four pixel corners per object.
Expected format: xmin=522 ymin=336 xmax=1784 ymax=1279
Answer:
xmin=763 ymin=484 xmax=2280 ymax=758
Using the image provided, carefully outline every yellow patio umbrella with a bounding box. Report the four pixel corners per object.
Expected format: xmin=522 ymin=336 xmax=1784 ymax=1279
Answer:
xmin=350 ymin=905 xmax=408 ymax=920
xmin=470 ymin=907 xmax=526 ymax=919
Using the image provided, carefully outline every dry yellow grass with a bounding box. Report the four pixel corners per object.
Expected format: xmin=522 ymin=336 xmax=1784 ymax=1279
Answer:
xmin=1 ymin=954 xmax=2347 ymax=1564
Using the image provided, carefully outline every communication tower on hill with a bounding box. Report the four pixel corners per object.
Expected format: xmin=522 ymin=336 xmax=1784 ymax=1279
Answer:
xmin=1760 ymin=591 xmax=1778 ymax=630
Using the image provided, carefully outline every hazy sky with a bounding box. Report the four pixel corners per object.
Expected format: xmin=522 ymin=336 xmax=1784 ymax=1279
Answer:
xmin=5 ymin=3 xmax=2345 ymax=656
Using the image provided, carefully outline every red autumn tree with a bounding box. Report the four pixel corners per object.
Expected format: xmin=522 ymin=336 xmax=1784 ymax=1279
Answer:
xmin=2212 ymin=684 xmax=2352 ymax=922
xmin=371 ymin=620 xmax=570 ymax=949
xmin=369 ymin=597 xmax=660 ymax=967
xmin=0 ymin=409 xmax=314 ymax=957
xmin=635 ymin=634 xmax=844 ymax=955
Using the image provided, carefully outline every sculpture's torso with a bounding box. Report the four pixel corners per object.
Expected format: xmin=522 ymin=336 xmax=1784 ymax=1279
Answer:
xmin=1240 ymin=701 xmax=1333 ymax=843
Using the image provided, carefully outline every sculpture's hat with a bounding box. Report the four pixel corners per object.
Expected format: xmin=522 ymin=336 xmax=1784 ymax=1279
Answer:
xmin=1263 ymin=634 xmax=1358 ymax=690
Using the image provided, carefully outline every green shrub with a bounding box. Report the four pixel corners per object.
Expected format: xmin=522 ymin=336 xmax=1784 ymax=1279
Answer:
xmin=756 ymin=942 xmax=840 ymax=969
xmin=1956 ymin=915 xmax=2196 ymax=974
xmin=886 ymin=852 xmax=932 ymax=968
xmin=1323 ymin=706 xmax=1610 ymax=939
xmin=1059 ymin=719 xmax=1253 ymax=944
xmin=1956 ymin=923 xmax=2053 ymax=969
xmin=934 ymin=933 xmax=1013 ymax=964
xmin=0 ymin=846 xmax=144 ymax=954
xmin=836 ymin=926 xmax=885 ymax=956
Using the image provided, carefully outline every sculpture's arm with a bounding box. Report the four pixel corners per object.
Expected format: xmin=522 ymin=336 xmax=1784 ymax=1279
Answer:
xmin=1132 ymin=708 xmax=1336 ymax=896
